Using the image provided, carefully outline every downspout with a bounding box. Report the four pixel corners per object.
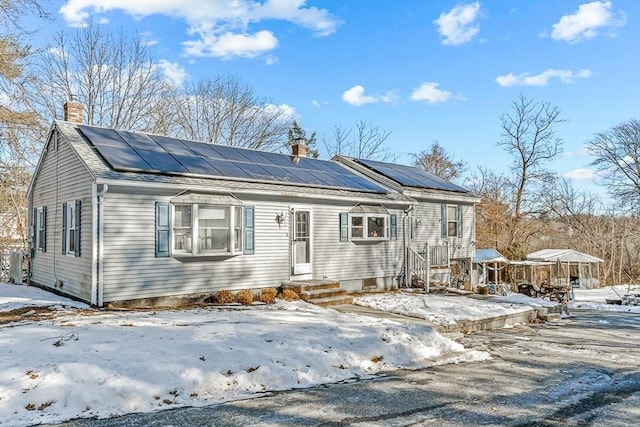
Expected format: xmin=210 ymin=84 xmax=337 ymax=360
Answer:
xmin=97 ymin=184 xmax=108 ymax=306
xmin=91 ymin=183 xmax=98 ymax=305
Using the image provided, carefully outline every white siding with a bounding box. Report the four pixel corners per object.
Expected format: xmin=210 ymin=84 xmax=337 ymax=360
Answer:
xmin=101 ymin=192 xmax=291 ymax=302
xmin=101 ymin=191 xmax=408 ymax=302
xmin=30 ymin=134 xmax=94 ymax=301
xmin=313 ymin=205 xmax=405 ymax=284
xmin=412 ymin=200 xmax=475 ymax=259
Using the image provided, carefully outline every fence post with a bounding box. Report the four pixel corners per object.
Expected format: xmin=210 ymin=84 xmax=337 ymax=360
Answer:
xmin=9 ymin=250 xmax=24 ymax=285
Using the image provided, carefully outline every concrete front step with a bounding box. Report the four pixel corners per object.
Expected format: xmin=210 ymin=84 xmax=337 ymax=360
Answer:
xmin=310 ymin=295 xmax=354 ymax=307
xmin=301 ymin=288 xmax=348 ymax=300
xmin=284 ymin=280 xmax=350 ymax=307
xmin=286 ymin=280 xmax=340 ymax=293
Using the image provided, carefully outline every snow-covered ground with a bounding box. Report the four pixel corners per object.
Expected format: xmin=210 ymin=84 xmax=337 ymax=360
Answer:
xmin=0 ymin=283 xmax=488 ymax=426
xmin=571 ymin=284 xmax=640 ymax=313
xmin=1 ymin=282 xmax=638 ymax=426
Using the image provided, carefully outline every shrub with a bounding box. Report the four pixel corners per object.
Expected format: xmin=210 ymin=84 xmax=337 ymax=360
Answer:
xmin=213 ymin=290 xmax=234 ymax=305
xmin=259 ymin=288 xmax=277 ymax=304
xmin=236 ymin=289 xmax=254 ymax=305
xmin=279 ymin=289 xmax=300 ymax=301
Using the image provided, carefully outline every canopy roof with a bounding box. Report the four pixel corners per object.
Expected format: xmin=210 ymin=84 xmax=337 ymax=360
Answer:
xmin=473 ymin=248 xmax=509 ymax=264
xmin=526 ymin=249 xmax=604 ymax=264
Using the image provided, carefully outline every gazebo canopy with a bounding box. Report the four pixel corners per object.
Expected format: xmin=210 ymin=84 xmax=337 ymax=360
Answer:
xmin=526 ymin=249 xmax=604 ymax=264
xmin=474 ymin=248 xmax=509 ymax=264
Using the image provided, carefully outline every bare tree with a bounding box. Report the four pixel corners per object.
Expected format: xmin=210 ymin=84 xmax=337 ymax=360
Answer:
xmin=411 ymin=141 xmax=465 ymax=182
xmin=32 ymin=22 xmax=173 ymax=132
xmin=324 ymin=119 xmax=395 ymax=160
xmin=497 ymin=94 xmax=566 ymax=254
xmin=540 ymin=177 xmax=640 ymax=285
xmin=0 ymin=0 xmax=49 ymax=250
xmin=587 ymin=118 xmax=640 ymax=212
xmin=171 ymin=76 xmax=293 ymax=151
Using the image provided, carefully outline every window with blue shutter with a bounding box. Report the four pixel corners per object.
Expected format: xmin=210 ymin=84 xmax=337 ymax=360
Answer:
xmin=243 ymin=206 xmax=255 ymax=255
xmin=155 ymin=202 xmax=170 ymax=257
xmin=339 ymin=212 xmax=348 ymax=242
xmin=457 ymin=205 xmax=463 ymax=238
xmin=441 ymin=204 xmax=447 ymax=238
xmin=390 ymin=214 xmax=397 ymax=240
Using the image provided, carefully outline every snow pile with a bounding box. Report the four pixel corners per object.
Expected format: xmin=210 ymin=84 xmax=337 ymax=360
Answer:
xmin=488 ymin=293 xmax=559 ymax=308
xmin=0 ymin=284 xmax=88 ymax=312
xmin=0 ymin=283 xmax=488 ymax=426
xmin=571 ymin=284 xmax=640 ymax=313
xmin=353 ymin=292 xmax=531 ymax=326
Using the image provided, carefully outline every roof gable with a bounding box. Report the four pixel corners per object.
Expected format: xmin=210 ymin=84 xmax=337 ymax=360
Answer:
xmin=76 ymin=124 xmax=386 ymax=194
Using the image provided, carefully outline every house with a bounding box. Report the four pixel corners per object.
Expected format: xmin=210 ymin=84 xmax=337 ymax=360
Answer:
xmin=336 ymin=157 xmax=480 ymax=289
xmin=27 ymin=101 xmax=478 ymax=307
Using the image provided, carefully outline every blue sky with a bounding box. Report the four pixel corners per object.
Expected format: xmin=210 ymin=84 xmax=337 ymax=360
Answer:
xmin=40 ymin=1 xmax=640 ymax=190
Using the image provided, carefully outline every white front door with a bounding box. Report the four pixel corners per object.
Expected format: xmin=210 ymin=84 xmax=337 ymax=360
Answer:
xmin=291 ymin=208 xmax=312 ymax=276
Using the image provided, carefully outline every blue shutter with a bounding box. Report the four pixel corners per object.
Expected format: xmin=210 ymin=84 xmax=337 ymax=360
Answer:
xmin=61 ymin=202 xmax=67 ymax=254
xmin=42 ymin=206 xmax=47 ymax=253
xmin=441 ymin=203 xmax=447 ymax=238
xmin=457 ymin=205 xmax=463 ymax=238
xmin=155 ymin=202 xmax=170 ymax=257
xmin=75 ymin=199 xmax=81 ymax=257
xmin=32 ymin=208 xmax=37 ymax=253
xmin=243 ymin=206 xmax=255 ymax=255
xmin=339 ymin=212 xmax=348 ymax=242
xmin=390 ymin=214 xmax=397 ymax=240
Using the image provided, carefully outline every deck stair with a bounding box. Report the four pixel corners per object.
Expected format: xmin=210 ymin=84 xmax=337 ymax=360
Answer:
xmin=284 ymin=280 xmax=353 ymax=307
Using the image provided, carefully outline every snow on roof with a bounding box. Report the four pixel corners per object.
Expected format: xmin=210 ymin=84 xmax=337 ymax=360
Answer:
xmin=473 ymin=248 xmax=509 ymax=264
xmin=526 ymin=249 xmax=604 ymax=264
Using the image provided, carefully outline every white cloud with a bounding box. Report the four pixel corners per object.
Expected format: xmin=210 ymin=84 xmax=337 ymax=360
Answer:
xmin=157 ymin=60 xmax=188 ymax=87
xmin=59 ymin=0 xmax=341 ymax=59
xmin=433 ymin=2 xmax=482 ymax=46
xmin=496 ymin=68 xmax=592 ymax=87
xmin=410 ymin=82 xmax=452 ymax=103
xmin=342 ymin=85 xmax=378 ymax=106
xmin=184 ymin=30 xmax=278 ymax=59
xmin=564 ymin=168 xmax=596 ymax=181
xmin=549 ymin=1 xmax=626 ymax=43
xmin=380 ymin=90 xmax=400 ymax=105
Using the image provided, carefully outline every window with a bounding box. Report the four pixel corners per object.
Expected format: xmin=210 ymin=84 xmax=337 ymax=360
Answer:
xmin=350 ymin=214 xmax=388 ymax=239
xmin=62 ymin=200 xmax=81 ymax=256
xmin=172 ymin=204 xmax=243 ymax=256
xmin=34 ymin=207 xmax=47 ymax=252
xmin=441 ymin=204 xmax=463 ymax=238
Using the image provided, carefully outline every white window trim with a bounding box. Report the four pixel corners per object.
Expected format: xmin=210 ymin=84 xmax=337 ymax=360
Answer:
xmin=64 ymin=202 xmax=76 ymax=255
xmin=446 ymin=204 xmax=459 ymax=238
xmin=36 ymin=208 xmax=45 ymax=251
xmin=350 ymin=213 xmax=390 ymax=241
xmin=171 ymin=203 xmax=243 ymax=257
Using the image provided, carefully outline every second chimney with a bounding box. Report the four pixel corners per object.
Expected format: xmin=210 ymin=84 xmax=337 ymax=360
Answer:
xmin=64 ymin=97 xmax=83 ymax=124
xmin=292 ymin=137 xmax=308 ymax=157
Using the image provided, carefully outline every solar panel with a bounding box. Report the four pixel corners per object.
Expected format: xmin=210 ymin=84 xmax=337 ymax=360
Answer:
xmin=92 ymin=144 xmax=152 ymax=171
xmin=78 ymin=125 xmax=386 ymax=193
xmin=355 ymin=158 xmax=468 ymax=193
xmin=79 ymin=126 xmax=129 ymax=148
xmin=134 ymin=149 xmax=189 ymax=173
xmin=116 ymin=130 xmax=164 ymax=152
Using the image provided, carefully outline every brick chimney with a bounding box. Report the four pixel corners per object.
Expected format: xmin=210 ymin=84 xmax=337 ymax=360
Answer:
xmin=63 ymin=96 xmax=83 ymax=124
xmin=291 ymin=137 xmax=307 ymax=157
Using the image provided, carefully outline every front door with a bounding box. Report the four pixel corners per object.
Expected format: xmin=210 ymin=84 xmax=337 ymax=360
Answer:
xmin=291 ymin=208 xmax=312 ymax=276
